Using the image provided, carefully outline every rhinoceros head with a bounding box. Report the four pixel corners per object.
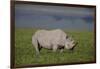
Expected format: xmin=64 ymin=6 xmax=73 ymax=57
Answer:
xmin=65 ymin=37 xmax=76 ymax=50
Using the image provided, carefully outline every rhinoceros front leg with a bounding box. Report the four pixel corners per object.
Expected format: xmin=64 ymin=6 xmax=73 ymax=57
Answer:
xmin=60 ymin=49 xmax=64 ymax=53
xmin=52 ymin=45 xmax=58 ymax=52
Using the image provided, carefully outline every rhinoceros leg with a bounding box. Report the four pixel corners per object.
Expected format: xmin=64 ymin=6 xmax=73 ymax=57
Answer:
xmin=60 ymin=49 xmax=64 ymax=53
xmin=38 ymin=43 xmax=42 ymax=52
xmin=52 ymin=45 xmax=58 ymax=52
xmin=32 ymin=37 xmax=40 ymax=55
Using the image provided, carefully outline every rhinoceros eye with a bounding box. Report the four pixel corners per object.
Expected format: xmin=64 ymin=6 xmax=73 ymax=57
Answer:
xmin=66 ymin=36 xmax=68 ymax=39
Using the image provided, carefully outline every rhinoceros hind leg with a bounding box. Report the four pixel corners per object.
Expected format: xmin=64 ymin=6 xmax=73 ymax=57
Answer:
xmin=38 ymin=43 xmax=42 ymax=52
xmin=32 ymin=38 xmax=40 ymax=55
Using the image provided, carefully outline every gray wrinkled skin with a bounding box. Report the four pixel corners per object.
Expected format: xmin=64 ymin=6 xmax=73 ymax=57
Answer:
xmin=32 ymin=29 xmax=76 ymax=54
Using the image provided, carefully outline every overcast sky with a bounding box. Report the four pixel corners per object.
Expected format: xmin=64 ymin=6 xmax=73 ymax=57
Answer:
xmin=15 ymin=4 xmax=95 ymax=31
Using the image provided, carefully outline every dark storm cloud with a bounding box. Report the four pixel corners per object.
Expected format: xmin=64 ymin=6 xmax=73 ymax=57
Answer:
xmin=15 ymin=4 xmax=95 ymax=31
xmin=15 ymin=4 xmax=94 ymax=17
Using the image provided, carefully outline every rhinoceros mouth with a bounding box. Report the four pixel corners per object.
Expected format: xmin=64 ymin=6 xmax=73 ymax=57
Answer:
xmin=70 ymin=42 xmax=78 ymax=50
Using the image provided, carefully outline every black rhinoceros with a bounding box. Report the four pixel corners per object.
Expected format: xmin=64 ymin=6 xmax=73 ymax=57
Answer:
xmin=32 ymin=29 xmax=76 ymax=54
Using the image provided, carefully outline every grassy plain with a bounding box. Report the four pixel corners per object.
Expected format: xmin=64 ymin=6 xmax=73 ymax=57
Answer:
xmin=15 ymin=28 xmax=95 ymax=66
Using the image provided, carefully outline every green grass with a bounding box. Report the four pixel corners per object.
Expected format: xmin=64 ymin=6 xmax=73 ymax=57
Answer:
xmin=15 ymin=28 xmax=95 ymax=66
